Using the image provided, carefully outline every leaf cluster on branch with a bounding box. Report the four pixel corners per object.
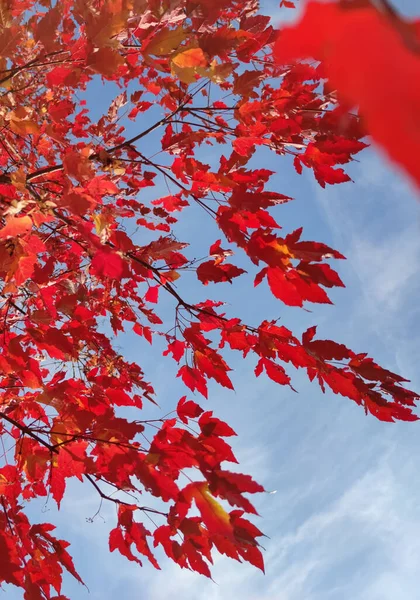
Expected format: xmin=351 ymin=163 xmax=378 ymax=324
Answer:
xmin=0 ymin=0 xmax=418 ymax=597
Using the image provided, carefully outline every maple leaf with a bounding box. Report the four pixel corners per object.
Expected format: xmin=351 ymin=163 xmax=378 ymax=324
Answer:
xmin=0 ymin=216 xmax=32 ymax=239
xmin=107 ymin=388 xmax=135 ymax=406
xmin=62 ymin=191 xmax=94 ymax=215
xmin=152 ymin=194 xmax=189 ymax=212
xmin=50 ymin=442 xmax=87 ymax=508
xmin=171 ymin=48 xmax=209 ymax=83
xmin=181 ymin=482 xmax=234 ymax=538
xmin=233 ymin=136 xmax=264 ymax=157
xmin=194 ymin=350 xmax=234 ymax=390
xmin=177 ymin=397 xmax=204 ymax=423
xmin=313 ymin=164 xmax=351 ymax=188
xmin=145 ymin=25 xmax=187 ymax=56
xmin=0 ymin=534 xmax=21 ymax=586
xmin=109 ymin=527 xmax=137 ymax=562
xmin=177 ymin=365 xmax=208 ymax=398
xmin=145 ymin=285 xmax=159 ymax=303
xmin=266 ymin=267 xmax=303 ymax=306
xmin=163 ymin=340 xmax=186 ymax=363
xmin=255 ymin=357 xmax=291 ymax=386
xmin=87 ymin=47 xmax=125 ymax=77
xmin=199 ymin=411 xmax=237 ymax=437
xmin=197 ymin=260 xmax=246 ymax=285
xmin=172 ymin=48 xmax=208 ymax=69
xmin=90 ymin=249 xmax=127 ymax=279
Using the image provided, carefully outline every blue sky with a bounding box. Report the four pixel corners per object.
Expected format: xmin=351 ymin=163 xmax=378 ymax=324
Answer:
xmin=5 ymin=1 xmax=420 ymax=598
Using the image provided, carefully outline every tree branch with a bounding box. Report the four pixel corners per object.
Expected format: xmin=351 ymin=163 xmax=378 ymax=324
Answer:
xmin=0 ymin=411 xmax=58 ymax=454
xmin=85 ymin=474 xmax=168 ymax=516
xmin=24 ymin=86 xmax=204 ymax=184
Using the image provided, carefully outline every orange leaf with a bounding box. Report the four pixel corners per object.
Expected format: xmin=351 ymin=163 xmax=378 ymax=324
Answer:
xmin=172 ymin=48 xmax=208 ymax=68
xmin=0 ymin=216 xmax=32 ymax=240
xmin=185 ymin=482 xmax=233 ymax=538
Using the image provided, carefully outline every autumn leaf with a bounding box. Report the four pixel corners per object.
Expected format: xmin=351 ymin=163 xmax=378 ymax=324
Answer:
xmin=0 ymin=216 xmax=32 ymax=239
xmin=267 ymin=267 xmax=303 ymax=306
xmin=8 ymin=110 xmax=40 ymax=135
xmin=90 ymin=249 xmax=127 ymax=279
xmin=255 ymin=357 xmax=291 ymax=386
xmin=163 ymin=340 xmax=186 ymax=363
xmin=199 ymin=411 xmax=237 ymax=437
xmin=171 ymin=48 xmax=208 ymax=83
xmin=145 ymin=25 xmax=186 ymax=56
xmin=177 ymin=365 xmax=208 ymax=398
xmin=87 ymin=47 xmax=125 ymax=77
xmin=176 ymin=396 xmax=204 ymax=423
xmin=182 ymin=482 xmax=234 ymax=538
xmin=197 ymin=260 xmax=246 ymax=285
xmin=172 ymin=48 xmax=208 ymax=68
xmin=145 ymin=286 xmax=159 ymax=303
xmin=34 ymin=4 xmax=62 ymax=52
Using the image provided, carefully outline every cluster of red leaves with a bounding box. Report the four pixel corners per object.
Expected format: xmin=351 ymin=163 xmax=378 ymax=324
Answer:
xmin=274 ymin=0 xmax=420 ymax=189
xmin=0 ymin=0 xmax=418 ymax=598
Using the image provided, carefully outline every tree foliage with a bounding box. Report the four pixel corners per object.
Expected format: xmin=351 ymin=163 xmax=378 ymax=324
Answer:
xmin=0 ymin=0 xmax=418 ymax=597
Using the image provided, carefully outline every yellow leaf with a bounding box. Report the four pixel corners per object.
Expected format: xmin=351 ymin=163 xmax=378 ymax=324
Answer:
xmin=10 ymin=167 xmax=27 ymax=191
xmin=109 ymin=162 xmax=126 ymax=176
xmin=272 ymin=242 xmax=292 ymax=256
xmin=93 ymin=212 xmax=111 ymax=238
xmin=146 ymin=25 xmax=186 ymax=56
xmin=145 ymin=452 xmax=160 ymax=465
xmin=270 ymin=241 xmax=292 ymax=267
xmin=0 ymin=473 xmax=8 ymax=494
xmin=171 ymin=48 xmax=210 ymax=84
xmin=171 ymin=63 xmax=198 ymax=84
xmin=50 ymin=423 xmax=72 ymax=448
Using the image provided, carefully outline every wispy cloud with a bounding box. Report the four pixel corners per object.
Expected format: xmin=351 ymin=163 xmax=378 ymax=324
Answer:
xmin=138 ymin=444 xmax=420 ymax=600
xmin=312 ymin=150 xmax=420 ymax=365
xmin=349 ymin=224 xmax=420 ymax=313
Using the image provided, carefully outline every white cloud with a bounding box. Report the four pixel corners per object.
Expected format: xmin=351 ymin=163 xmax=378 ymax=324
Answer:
xmin=311 ymin=149 xmax=420 ymax=370
xmin=349 ymin=224 xmax=420 ymax=313
xmin=138 ymin=447 xmax=420 ymax=600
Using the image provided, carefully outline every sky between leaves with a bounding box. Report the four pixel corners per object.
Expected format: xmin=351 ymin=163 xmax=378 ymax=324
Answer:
xmin=4 ymin=0 xmax=420 ymax=598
